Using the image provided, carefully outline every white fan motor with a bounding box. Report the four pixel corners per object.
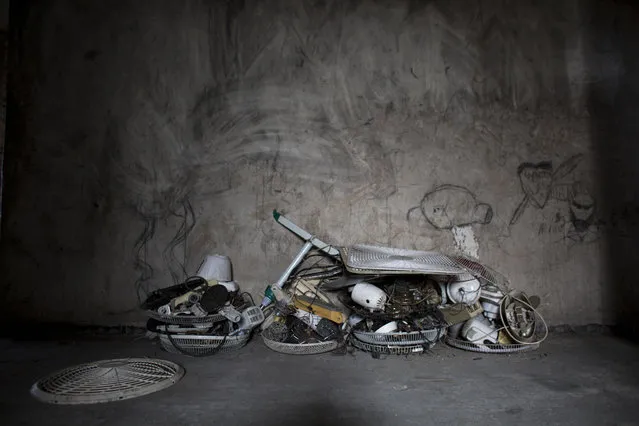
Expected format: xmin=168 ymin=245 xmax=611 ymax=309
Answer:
xmin=447 ymin=275 xmax=481 ymax=304
xmin=351 ymin=283 xmax=387 ymax=311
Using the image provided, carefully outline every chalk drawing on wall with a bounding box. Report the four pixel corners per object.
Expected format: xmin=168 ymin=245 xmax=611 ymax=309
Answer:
xmin=509 ymin=154 xmax=582 ymax=226
xmin=408 ymin=184 xmax=493 ymax=230
xmin=407 ymin=185 xmax=493 ymax=258
xmin=509 ymin=154 xmax=597 ymax=243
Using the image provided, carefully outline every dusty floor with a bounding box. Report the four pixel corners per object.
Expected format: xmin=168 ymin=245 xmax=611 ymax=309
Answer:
xmin=1 ymin=332 xmax=638 ymax=425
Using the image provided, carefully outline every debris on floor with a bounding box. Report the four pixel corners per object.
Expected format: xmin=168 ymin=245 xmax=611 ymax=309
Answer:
xmin=141 ymin=254 xmax=264 ymax=356
xmin=260 ymin=210 xmax=547 ymax=357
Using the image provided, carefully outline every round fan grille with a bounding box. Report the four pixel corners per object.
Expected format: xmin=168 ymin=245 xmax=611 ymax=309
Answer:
xmin=31 ymin=358 xmax=185 ymax=405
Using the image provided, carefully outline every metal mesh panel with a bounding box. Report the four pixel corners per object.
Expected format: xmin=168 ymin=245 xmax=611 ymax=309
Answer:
xmin=352 ymin=328 xmax=444 ymax=346
xmin=450 ymin=255 xmax=511 ymax=292
xmin=341 ymin=245 xmax=464 ymax=275
xmin=445 ymin=336 xmax=539 ymax=354
xmin=30 ymin=359 xmax=184 ymax=405
xmin=159 ymin=333 xmax=249 ymax=356
xmin=262 ymin=335 xmax=339 ymax=355
xmin=146 ymin=310 xmax=226 ymax=325
xmin=350 ymin=336 xmax=434 ymax=355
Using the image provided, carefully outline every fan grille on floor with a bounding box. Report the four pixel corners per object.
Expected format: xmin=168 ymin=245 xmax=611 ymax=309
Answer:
xmin=31 ymin=358 xmax=184 ymax=405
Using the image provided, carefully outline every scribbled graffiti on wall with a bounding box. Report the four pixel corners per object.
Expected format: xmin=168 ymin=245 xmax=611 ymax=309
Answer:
xmin=509 ymin=154 xmax=597 ymax=243
xmin=407 ymin=184 xmax=493 ymax=230
xmin=407 ymin=185 xmax=493 ymax=258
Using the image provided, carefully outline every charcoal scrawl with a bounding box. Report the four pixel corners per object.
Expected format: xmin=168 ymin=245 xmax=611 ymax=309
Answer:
xmin=509 ymin=154 xmax=583 ymax=226
xmin=407 ymin=185 xmax=493 ymax=258
xmin=408 ymin=184 xmax=493 ymax=230
xmin=509 ymin=154 xmax=597 ymax=243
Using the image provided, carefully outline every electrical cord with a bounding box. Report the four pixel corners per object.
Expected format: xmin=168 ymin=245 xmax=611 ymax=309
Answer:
xmin=499 ymin=292 xmax=548 ymax=345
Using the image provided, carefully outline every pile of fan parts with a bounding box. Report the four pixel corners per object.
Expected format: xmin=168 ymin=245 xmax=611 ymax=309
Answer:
xmin=142 ymin=255 xmax=264 ymax=356
xmin=260 ymin=244 xmax=547 ymax=356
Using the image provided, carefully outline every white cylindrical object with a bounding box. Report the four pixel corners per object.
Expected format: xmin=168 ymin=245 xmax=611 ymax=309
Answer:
xmin=461 ymin=316 xmax=498 ymax=344
xmin=480 ymin=285 xmax=503 ymax=320
xmin=197 ymin=255 xmax=232 ymax=282
xmin=351 ymin=283 xmax=387 ymax=311
xmin=447 ymin=278 xmax=481 ymax=304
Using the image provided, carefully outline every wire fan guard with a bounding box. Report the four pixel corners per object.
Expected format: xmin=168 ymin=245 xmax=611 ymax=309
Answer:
xmin=159 ymin=333 xmax=249 ymax=356
xmin=450 ymin=255 xmax=511 ymax=293
xmin=261 ymin=327 xmax=339 ymax=355
xmin=31 ymin=358 xmax=184 ymax=405
xmin=146 ymin=310 xmax=226 ymax=325
xmin=352 ymin=328 xmax=444 ymax=346
xmin=341 ymin=245 xmax=464 ymax=275
xmin=350 ymin=336 xmax=434 ymax=355
xmin=262 ymin=335 xmax=339 ymax=355
xmin=445 ymin=336 xmax=539 ymax=354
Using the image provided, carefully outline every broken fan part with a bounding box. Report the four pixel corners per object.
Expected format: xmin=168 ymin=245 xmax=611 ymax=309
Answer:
xmin=188 ymin=303 xmax=208 ymax=317
xmin=293 ymin=295 xmax=347 ymax=324
xmin=200 ymin=285 xmax=229 ymax=313
xmin=446 ymin=275 xmax=481 ymax=305
xmin=157 ymin=304 xmax=172 ymax=316
xmin=293 ymin=310 xmax=339 ymax=340
xmin=502 ymin=292 xmax=537 ymax=343
xmin=351 ymin=283 xmax=387 ymax=311
xmin=461 ymin=316 xmax=499 ymax=344
xmin=479 ymin=284 xmax=504 ymax=320
xmin=229 ymin=306 xmax=265 ymax=336
xmin=375 ymin=321 xmax=398 ymax=333
xmin=290 ymin=277 xmax=332 ymax=303
xmin=219 ymin=305 xmax=242 ymax=323
xmin=385 ymin=278 xmax=441 ymax=317
xmin=439 ymin=302 xmax=483 ymax=326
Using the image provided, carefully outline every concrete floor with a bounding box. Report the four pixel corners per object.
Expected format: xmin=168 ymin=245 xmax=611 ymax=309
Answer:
xmin=2 ymin=332 xmax=638 ymax=425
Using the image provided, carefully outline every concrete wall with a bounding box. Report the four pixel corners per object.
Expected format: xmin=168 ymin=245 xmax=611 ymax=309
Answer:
xmin=1 ymin=0 xmax=634 ymax=327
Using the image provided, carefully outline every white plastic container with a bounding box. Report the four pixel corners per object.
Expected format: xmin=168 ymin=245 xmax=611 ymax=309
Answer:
xmin=196 ymin=255 xmax=232 ymax=282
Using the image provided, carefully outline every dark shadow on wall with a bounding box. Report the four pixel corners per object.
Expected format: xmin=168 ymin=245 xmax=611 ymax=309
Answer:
xmin=586 ymin=0 xmax=639 ymax=341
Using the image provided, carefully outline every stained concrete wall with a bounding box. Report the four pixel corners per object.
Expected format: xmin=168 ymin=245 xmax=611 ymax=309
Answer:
xmin=1 ymin=0 xmax=634 ymax=327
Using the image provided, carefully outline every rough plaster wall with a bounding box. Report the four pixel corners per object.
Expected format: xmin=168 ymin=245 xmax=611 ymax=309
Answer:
xmin=0 ymin=0 xmax=630 ymax=326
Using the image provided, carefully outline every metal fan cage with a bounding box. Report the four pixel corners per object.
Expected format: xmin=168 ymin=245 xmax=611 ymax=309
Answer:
xmin=159 ymin=333 xmax=249 ymax=356
xmin=262 ymin=334 xmax=339 ymax=355
xmin=261 ymin=323 xmax=339 ymax=355
xmin=350 ymin=335 xmax=434 ymax=355
xmin=146 ymin=310 xmax=226 ymax=325
xmin=445 ymin=336 xmax=539 ymax=354
xmin=352 ymin=328 xmax=444 ymax=346
xmin=30 ymin=358 xmax=184 ymax=405
xmin=340 ymin=245 xmax=465 ymax=275
xmin=144 ymin=292 xmax=252 ymax=326
xmin=450 ymin=255 xmax=511 ymax=293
